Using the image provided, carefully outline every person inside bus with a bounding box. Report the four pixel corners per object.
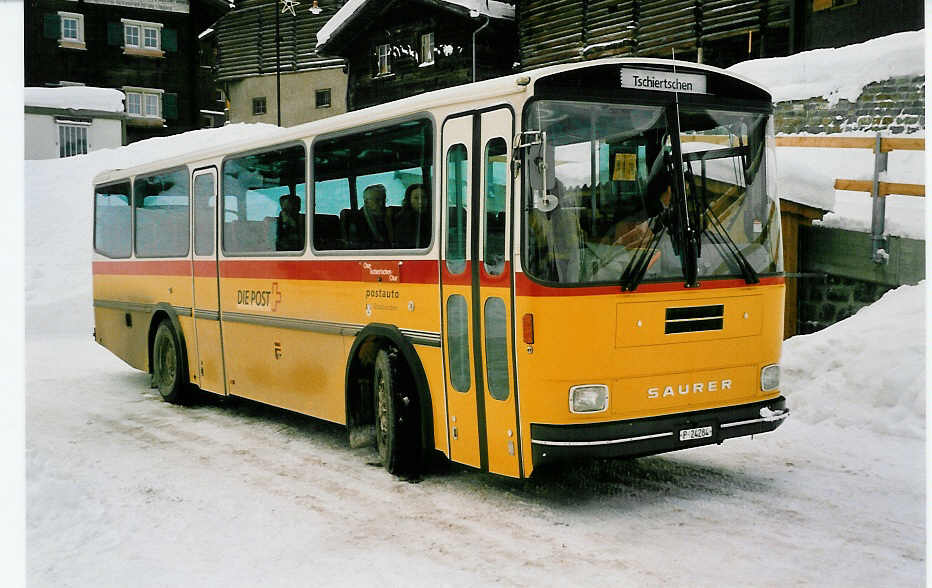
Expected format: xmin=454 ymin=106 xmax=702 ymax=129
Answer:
xmin=276 ymin=191 xmax=305 ymax=251
xmin=392 ymin=183 xmax=430 ymax=248
xmin=344 ymin=184 xmax=391 ymax=249
xmin=601 ymin=167 xmax=672 ymax=250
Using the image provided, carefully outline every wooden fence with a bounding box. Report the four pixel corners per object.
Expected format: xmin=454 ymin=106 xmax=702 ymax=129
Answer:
xmin=774 ymin=135 xmax=925 ymax=198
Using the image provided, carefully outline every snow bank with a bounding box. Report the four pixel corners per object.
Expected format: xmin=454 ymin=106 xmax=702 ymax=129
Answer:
xmin=317 ymin=0 xmax=513 ymax=47
xmin=25 ymin=87 xmax=126 ymax=113
xmin=782 ymin=282 xmax=926 ymax=438
xmin=728 ymin=29 xmax=925 ymax=105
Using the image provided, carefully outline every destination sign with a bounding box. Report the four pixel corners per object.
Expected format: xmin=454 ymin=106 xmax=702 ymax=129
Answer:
xmin=620 ymin=67 xmax=708 ymax=95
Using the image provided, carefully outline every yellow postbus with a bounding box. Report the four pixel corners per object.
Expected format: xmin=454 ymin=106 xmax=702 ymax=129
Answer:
xmin=93 ymin=58 xmax=787 ymax=479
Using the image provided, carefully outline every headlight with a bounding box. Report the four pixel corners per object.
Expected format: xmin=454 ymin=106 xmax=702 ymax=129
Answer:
xmin=761 ymin=364 xmax=780 ymax=392
xmin=569 ymin=385 xmax=609 ymax=413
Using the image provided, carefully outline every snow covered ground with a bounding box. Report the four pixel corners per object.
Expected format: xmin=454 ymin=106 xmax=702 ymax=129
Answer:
xmin=14 ymin=24 xmax=928 ymax=587
xmin=24 ymin=278 xmax=927 ymax=586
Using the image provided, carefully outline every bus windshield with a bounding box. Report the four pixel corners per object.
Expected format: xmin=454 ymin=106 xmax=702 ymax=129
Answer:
xmin=522 ymin=100 xmax=782 ymax=286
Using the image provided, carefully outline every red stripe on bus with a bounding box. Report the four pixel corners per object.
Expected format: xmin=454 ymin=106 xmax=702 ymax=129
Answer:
xmin=218 ymin=259 xmax=439 ymax=283
xmin=193 ymin=261 xmax=217 ymax=278
xmin=95 ymin=258 xmax=441 ymax=284
xmin=514 ymin=274 xmax=785 ymax=296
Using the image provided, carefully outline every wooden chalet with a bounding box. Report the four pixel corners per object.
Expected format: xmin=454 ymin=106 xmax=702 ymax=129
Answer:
xmin=213 ymin=0 xmax=349 ymax=126
xmin=518 ymin=0 xmax=793 ymax=70
xmin=315 ymin=0 xmax=518 ymax=111
xmin=25 ymin=0 xmax=230 ymax=143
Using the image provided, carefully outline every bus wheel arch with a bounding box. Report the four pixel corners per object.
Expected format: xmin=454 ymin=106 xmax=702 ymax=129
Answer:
xmin=146 ymin=305 xmax=191 ymax=403
xmin=345 ymin=324 xmax=433 ymax=475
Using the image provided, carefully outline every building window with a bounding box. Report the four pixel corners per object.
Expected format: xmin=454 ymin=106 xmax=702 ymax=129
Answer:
xmin=145 ymin=94 xmax=160 ymax=117
xmin=122 ymin=19 xmax=162 ymax=53
xmin=253 ymin=97 xmax=267 ymax=116
xmin=127 ymin=93 xmax=141 ymax=115
xmin=58 ymin=12 xmax=85 ymax=48
xmin=812 ymin=0 xmax=857 ymax=10
xmin=125 ymin=24 xmax=140 ymax=47
xmin=144 ymin=27 xmax=159 ymax=49
xmin=419 ymin=32 xmax=434 ymax=66
xmin=124 ymin=87 xmax=163 ymax=118
xmin=315 ymin=89 xmax=331 ymax=109
xmin=377 ymin=44 xmax=391 ymax=76
xmin=58 ymin=122 xmax=89 ymax=158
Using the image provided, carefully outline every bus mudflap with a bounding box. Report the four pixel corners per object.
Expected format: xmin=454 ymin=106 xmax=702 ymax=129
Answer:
xmin=530 ymin=397 xmax=787 ymax=467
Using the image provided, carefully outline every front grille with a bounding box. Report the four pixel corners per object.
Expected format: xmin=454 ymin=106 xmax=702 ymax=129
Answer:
xmin=665 ymin=304 xmax=724 ymax=334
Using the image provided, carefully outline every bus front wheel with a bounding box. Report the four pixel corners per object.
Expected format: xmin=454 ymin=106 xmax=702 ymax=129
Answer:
xmin=153 ymin=320 xmax=188 ymax=404
xmin=373 ymin=347 xmax=420 ymax=477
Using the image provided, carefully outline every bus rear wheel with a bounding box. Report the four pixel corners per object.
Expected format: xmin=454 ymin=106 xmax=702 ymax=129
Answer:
xmin=373 ymin=347 xmax=420 ymax=477
xmin=153 ymin=320 xmax=188 ymax=404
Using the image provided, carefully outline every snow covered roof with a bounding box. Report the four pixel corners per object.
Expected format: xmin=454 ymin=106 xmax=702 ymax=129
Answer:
xmin=317 ymin=0 xmax=514 ymax=50
xmin=25 ymin=87 xmax=125 ymax=113
xmin=727 ymin=29 xmax=925 ymax=105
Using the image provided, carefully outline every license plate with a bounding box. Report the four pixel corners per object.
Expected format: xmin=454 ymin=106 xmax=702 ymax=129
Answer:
xmin=679 ymin=426 xmax=713 ymax=441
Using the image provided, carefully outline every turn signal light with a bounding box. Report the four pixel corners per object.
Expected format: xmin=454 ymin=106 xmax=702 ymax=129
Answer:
xmin=522 ymin=313 xmax=534 ymax=344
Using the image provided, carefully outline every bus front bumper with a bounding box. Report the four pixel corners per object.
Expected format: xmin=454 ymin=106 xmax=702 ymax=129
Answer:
xmin=530 ymin=396 xmax=787 ymax=467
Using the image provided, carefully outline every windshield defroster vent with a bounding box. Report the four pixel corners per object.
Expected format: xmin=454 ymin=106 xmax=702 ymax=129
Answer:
xmin=665 ymin=304 xmax=724 ymax=334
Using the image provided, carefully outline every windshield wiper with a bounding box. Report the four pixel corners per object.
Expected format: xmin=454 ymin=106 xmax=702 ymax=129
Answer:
xmin=619 ymin=211 xmax=668 ymax=291
xmin=685 ymin=158 xmax=759 ymax=285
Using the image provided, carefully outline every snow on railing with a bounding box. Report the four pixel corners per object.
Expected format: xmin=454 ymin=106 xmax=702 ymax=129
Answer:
xmin=775 ymin=134 xmax=924 ymax=264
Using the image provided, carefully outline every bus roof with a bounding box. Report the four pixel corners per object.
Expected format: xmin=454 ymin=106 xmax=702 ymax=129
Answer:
xmin=93 ymin=57 xmax=771 ymax=186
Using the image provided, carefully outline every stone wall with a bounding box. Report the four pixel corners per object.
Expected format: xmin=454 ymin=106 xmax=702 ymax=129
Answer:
xmin=796 ymin=275 xmax=893 ymax=335
xmin=774 ymin=75 xmax=925 ymax=135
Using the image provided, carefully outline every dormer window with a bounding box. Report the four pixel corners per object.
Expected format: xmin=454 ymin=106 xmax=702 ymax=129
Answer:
xmin=419 ymin=32 xmax=434 ymax=66
xmin=377 ymin=44 xmax=391 ymax=76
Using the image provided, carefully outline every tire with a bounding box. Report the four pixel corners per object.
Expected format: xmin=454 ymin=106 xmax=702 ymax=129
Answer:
xmin=152 ymin=320 xmax=188 ymax=404
xmin=373 ymin=347 xmax=421 ymax=477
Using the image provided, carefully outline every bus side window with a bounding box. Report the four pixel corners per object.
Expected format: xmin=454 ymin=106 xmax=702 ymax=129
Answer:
xmin=134 ymin=168 xmax=189 ymax=258
xmin=222 ymin=144 xmax=307 ymax=255
xmin=94 ymin=181 xmax=132 ymax=258
xmin=313 ymin=118 xmax=433 ymax=252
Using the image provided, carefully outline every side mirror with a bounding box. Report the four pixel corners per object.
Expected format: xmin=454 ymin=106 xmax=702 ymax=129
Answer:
xmin=522 ymin=131 xmax=558 ymax=212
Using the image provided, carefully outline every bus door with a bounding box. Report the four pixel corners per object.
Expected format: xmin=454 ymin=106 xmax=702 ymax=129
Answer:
xmin=441 ymin=108 xmax=521 ymax=477
xmin=190 ymin=168 xmax=227 ymax=396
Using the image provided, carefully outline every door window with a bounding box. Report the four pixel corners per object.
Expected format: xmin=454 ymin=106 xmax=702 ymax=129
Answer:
xmin=193 ymin=173 xmax=215 ymax=256
xmin=484 ymin=297 xmax=509 ymax=400
xmin=483 ymin=138 xmax=507 ymax=275
xmin=446 ymin=143 xmax=468 ymax=274
xmin=446 ymin=294 xmax=471 ymax=393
